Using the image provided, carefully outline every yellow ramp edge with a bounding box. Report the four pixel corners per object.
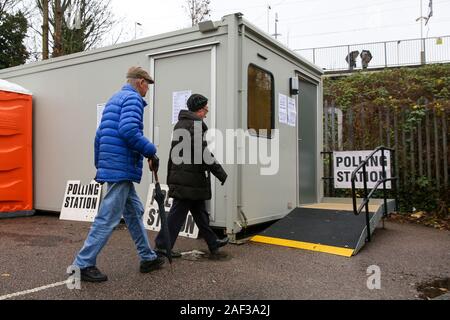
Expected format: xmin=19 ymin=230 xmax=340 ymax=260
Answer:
xmin=301 ymin=203 xmax=379 ymax=212
xmin=251 ymin=235 xmax=354 ymax=258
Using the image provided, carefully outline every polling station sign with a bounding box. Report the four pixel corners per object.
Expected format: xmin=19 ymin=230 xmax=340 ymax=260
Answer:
xmin=143 ymin=184 xmax=199 ymax=239
xmin=60 ymin=180 xmax=102 ymax=222
xmin=334 ymin=151 xmax=391 ymax=189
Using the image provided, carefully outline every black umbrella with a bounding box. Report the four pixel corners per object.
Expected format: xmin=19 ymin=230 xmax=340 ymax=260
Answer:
xmin=152 ymin=170 xmax=172 ymax=264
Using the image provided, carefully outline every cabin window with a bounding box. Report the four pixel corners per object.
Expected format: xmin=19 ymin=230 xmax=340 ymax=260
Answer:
xmin=247 ymin=64 xmax=274 ymax=138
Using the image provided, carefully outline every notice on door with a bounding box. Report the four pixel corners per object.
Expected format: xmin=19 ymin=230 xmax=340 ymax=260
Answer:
xmin=60 ymin=180 xmax=102 ymax=222
xmin=172 ymin=90 xmax=191 ymax=124
xmin=333 ymin=150 xmax=391 ymax=189
xmin=287 ymin=97 xmax=297 ymax=127
xmin=143 ymin=183 xmax=199 ymax=239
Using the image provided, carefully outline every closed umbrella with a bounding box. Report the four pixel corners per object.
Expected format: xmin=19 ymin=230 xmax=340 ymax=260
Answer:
xmin=152 ymin=170 xmax=172 ymax=264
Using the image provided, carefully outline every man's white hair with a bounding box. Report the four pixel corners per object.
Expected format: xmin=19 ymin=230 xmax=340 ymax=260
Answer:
xmin=127 ymin=77 xmax=140 ymax=89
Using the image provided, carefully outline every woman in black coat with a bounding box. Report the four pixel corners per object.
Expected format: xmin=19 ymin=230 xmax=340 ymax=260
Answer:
xmin=154 ymin=94 xmax=229 ymax=257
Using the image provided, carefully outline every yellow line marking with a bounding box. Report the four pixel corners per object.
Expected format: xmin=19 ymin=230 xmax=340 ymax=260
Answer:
xmin=251 ymin=235 xmax=354 ymax=257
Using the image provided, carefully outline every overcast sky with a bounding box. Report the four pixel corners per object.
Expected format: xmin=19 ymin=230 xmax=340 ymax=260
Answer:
xmin=108 ymin=0 xmax=450 ymax=50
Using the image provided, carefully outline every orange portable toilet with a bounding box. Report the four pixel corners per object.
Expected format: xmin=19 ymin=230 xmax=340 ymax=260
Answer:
xmin=0 ymin=79 xmax=33 ymax=218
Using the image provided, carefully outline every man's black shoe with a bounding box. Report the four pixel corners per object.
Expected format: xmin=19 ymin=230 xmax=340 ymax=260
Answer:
xmin=155 ymin=248 xmax=182 ymax=259
xmin=140 ymin=256 xmax=165 ymax=273
xmin=216 ymin=237 xmax=229 ymax=249
xmin=210 ymin=236 xmax=229 ymax=254
xmin=80 ymin=266 xmax=108 ymax=282
xmin=208 ymin=250 xmax=229 ymax=260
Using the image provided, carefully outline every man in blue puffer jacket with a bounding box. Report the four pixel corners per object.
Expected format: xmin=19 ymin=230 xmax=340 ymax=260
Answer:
xmin=72 ymin=67 xmax=164 ymax=282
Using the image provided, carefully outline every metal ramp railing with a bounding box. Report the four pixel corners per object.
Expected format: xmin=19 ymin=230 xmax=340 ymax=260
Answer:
xmin=351 ymin=146 xmax=399 ymax=242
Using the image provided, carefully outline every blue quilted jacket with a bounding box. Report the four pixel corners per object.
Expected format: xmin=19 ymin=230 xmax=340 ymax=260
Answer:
xmin=94 ymin=84 xmax=156 ymax=183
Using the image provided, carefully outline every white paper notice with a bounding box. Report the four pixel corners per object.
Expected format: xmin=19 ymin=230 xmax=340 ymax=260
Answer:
xmin=97 ymin=103 xmax=106 ymax=129
xmin=172 ymin=90 xmax=191 ymax=124
xmin=278 ymin=94 xmax=288 ymax=124
xmin=288 ymin=97 xmax=297 ymax=127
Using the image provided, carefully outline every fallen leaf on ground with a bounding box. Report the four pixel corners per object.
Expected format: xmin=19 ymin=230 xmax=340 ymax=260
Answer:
xmin=411 ymin=212 xmax=424 ymax=219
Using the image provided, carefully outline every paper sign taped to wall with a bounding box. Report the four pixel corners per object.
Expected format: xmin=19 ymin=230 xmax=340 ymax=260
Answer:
xmin=60 ymin=180 xmax=102 ymax=222
xmin=97 ymin=103 xmax=106 ymax=129
xmin=288 ymin=97 xmax=297 ymax=127
xmin=278 ymin=93 xmax=288 ymax=124
xmin=172 ymin=90 xmax=191 ymax=124
xmin=143 ymin=183 xmax=199 ymax=239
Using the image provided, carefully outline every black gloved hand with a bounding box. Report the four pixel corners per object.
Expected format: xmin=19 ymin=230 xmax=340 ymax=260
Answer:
xmin=94 ymin=178 xmax=104 ymax=186
xmin=148 ymin=154 xmax=160 ymax=172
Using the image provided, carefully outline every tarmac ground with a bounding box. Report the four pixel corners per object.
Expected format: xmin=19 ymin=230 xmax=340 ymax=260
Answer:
xmin=0 ymin=214 xmax=449 ymax=301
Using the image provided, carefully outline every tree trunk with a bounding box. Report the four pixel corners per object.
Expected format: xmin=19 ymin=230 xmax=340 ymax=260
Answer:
xmin=53 ymin=0 xmax=63 ymax=57
xmin=42 ymin=0 xmax=49 ymax=59
xmin=190 ymin=0 xmax=195 ymax=26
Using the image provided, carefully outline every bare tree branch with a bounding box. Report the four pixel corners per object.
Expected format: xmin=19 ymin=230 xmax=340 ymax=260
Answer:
xmin=27 ymin=0 xmax=116 ymax=59
xmin=184 ymin=0 xmax=211 ymax=27
xmin=1 ymin=0 xmax=33 ymax=17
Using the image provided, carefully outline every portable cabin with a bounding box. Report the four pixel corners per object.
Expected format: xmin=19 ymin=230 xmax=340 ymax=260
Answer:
xmin=0 ymin=13 xmax=324 ymax=239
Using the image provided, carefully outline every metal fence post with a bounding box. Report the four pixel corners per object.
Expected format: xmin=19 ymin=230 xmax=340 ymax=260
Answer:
xmin=384 ymin=42 xmax=388 ymax=68
xmin=392 ymin=149 xmax=399 ymax=213
xmin=347 ymin=45 xmax=351 ymax=70
xmin=381 ymin=148 xmax=388 ymax=219
xmin=328 ymin=152 xmax=334 ymax=197
xmin=421 ymin=38 xmax=426 ymax=64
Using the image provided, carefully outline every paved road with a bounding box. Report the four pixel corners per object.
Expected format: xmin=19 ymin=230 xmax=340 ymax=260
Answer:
xmin=0 ymin=215 xmax=448 ymax=300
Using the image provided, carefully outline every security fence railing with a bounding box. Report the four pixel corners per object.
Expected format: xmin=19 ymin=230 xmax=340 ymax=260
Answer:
xmin=296 ymin=36 xmax=450 ymax=72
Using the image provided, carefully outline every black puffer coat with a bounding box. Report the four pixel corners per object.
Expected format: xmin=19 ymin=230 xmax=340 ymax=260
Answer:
xmin=167 ymin=110 xmax=227 ymax=200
